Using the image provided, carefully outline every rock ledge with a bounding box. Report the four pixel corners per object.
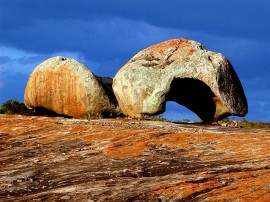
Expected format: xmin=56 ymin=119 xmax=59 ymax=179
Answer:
xmin=1 ymin=115 xmax=269 ymax=201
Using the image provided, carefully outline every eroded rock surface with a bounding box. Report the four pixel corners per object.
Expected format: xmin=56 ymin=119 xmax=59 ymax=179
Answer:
xmin=24 ymin=56 xmax=119 ymax=118
xmin=1 ymin=115 xmax=270 ymax=201
xmin=113 ymin=38 xmax=248 ymax=122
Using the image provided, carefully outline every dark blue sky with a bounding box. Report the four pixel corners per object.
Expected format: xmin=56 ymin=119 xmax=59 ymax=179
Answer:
xmin=0 ymin=0 xmax=269 ymax=121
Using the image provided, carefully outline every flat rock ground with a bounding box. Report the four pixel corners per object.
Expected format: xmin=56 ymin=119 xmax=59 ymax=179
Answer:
xmin=0 ymin=115 xmax=270 ymax=202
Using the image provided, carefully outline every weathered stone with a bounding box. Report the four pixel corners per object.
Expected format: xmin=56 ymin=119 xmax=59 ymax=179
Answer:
xmin=24 ymin=56 xmax=119 ymax=118
xmin=1 ymin=114 xmax=270 ymax=201
xmin=113 ymin=38 xmax=248 ymax=122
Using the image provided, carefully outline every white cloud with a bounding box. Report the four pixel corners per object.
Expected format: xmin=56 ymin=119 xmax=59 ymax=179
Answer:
xmin=0 ymin=46 xmax=93 ymax=75
xmin=0 ymin=46 xmax=42 ymax=74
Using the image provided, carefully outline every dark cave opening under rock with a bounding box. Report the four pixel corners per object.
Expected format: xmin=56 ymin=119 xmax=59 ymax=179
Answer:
xmin=164 ymin=78 xmax=217 ymax=123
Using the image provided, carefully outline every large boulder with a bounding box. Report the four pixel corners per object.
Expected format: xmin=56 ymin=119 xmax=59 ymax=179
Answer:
xmin=24 ymin=56 xmax=119 ymax=118
xmin=113 ymin=38 xmax=248 ymax=122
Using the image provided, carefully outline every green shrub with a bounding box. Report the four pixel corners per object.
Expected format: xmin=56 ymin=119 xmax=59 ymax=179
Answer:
xmin=0 ymin=100 xmax=35 ymax=115
xmin=149 ymin=115 xmax=170 ymax=122
xmin=238 ymin=119 xmax=270 ymax=129
xmin=174 ymin=118 xmax=202 ymax=124
xmin=84 ymin=112 xmax=104 ymax=120
xmin=174 ymin=118 xmax=191 ymax=123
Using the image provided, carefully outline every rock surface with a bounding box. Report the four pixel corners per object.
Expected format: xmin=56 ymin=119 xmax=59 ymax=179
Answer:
xmin=24 ymin=56 xmax=119 ymax=118
xmin=113 ymin=38 xmax=248 ymax=122
xmin=1 ymin=114 xmax=270 ymax=201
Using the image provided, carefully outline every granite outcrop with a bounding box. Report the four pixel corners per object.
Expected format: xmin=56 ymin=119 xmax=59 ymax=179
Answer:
xmin=24 ymin=56 xmax=119 ymax=118
xmin=113 ymin=38 xmax=248 ymax=122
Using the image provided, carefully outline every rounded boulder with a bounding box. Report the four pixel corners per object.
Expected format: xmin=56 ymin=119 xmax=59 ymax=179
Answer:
xmin=113 ymin=38 xmax=248 ymax=122
xmin=24 ymin=56 xmax=119 ymax=118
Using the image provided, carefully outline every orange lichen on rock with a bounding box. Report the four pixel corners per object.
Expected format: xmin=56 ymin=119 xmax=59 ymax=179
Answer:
xmin=144 ymin=38 xmax=192 ymax=56
xmin=189 ymin=49 xmax=196 ymax=55
xmin=105 ymin=130 xmax=154 ymax=159
xmin=151 ymin=169 xmax=270 ymax=201
xmin=24 ymin=56 xmax=119 ymax=118
xmin=106 ymin=140 xmax=150 ymax=159
xmin=152 ymin=179 xmax=221 ymax=199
